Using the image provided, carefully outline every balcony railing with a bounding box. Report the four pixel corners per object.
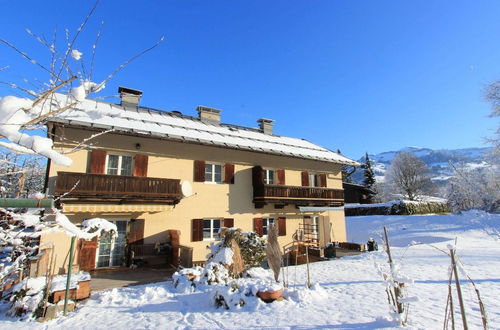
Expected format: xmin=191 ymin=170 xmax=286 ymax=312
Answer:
xmin=55 ymin=172 xmax=182 ymax=204
xmin=252 ymin=166 xmax=343 ymax=207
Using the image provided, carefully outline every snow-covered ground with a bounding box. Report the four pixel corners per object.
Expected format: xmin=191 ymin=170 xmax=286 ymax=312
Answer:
xmin=1 ymin=211 xmax=499 ymax=329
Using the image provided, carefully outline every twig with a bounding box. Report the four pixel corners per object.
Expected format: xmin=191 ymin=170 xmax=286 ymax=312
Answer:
xmin=61 ymin=129 xmax=115 ymax=154
xmin=22 ymin=102 xmax=78 ymax=128
xmin=55 ymin=0 xmax=100 ymax=83
xmin=95 ymin=36 xmax=165 ymax=91
xmin=89 ymin=20 xmax=104 ymax=82
xmin=53 ymin=179 xmax=80 ymax=202
xmin=0 ymin=38 xmax=57 ymax=79
xmin=0 ymin=81 xmax=37 ymax=97
xmin=32 ymin=75 xmax=77 ymax=108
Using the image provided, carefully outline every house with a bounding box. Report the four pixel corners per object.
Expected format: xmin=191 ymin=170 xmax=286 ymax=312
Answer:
xmin=42 ymin=87 xmax=359 ymax=273
xmin=343 ymin=182 xmax=375 ymax=204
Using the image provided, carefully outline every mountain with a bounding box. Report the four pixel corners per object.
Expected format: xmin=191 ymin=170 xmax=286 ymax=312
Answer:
xmin=351 ymin=146 xmax=493 ymax=184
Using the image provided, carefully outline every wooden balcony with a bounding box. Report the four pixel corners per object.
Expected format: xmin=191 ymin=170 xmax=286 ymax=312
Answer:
xmin=55 ymin=172 xmax=182 ymax=204
xmin=252 ymin=166 xmax=343 ymax=208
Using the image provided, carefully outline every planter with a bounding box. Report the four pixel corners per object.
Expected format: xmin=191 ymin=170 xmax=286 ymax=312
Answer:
xmin=257 ymin=288 xmax=283 ymax=302
xmin=50 ymin=280 xmax=91 ymax=303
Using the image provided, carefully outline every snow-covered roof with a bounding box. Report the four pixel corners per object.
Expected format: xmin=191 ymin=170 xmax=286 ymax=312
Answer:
xmin=49 ymin=95 xmax=359 ymax=166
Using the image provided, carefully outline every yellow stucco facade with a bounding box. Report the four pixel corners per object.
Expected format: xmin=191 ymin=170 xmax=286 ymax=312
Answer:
xmin=46 ymin=125 xmax=347 ymax=271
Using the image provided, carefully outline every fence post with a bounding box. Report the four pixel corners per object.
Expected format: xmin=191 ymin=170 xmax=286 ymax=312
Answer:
xmin=450 ymin=248 xmax=468 ymax=330
xmin=63 ymin=236 xmax=76 ymax=316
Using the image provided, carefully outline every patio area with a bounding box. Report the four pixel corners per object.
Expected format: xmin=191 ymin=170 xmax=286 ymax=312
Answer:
xmin=89 ymin=266 xmax=176 ymax=291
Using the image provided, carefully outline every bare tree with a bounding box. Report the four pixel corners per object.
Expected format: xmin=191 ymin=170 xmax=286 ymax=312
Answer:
xmin=385 ymin=152 xmax=431 ymax=201
xmin=484 ymin=80 xmax=500 ymax=164
xmin=447 ymin=163 xmax=499 ymax=213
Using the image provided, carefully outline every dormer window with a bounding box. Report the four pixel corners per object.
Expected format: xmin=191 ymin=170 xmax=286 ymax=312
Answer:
xmin=106 ymin=154 xmax=133 ymax=176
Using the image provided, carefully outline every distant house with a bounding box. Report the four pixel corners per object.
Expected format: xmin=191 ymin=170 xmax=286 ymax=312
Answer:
xmin=343 ymin=182 xmax=374 ymax=204
xmin=42 ymin=87 xmax=358 ymax=273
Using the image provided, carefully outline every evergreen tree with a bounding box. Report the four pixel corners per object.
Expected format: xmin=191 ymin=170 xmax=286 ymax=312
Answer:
xmin=363 ymin=152 xmax=376 ymax=189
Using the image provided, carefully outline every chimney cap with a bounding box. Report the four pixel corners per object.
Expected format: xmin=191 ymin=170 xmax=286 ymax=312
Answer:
xmin=257 ymin=118 xmax=274 ymax=124
xmin=118 ymin=86 xmax=143 ymax=96
xmin=197 ymin=105 xmax=222 ymax=114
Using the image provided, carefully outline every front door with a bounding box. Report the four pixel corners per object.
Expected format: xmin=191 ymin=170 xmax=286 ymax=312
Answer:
xmin=96 ymin=220 xmax=128 ymax=268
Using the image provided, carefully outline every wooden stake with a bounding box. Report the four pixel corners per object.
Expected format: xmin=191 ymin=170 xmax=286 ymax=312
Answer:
xmin=305 ymin=244 xmax=311 ymax=288
xmin=63 ymin=236 xmax=76 ymax=316
xmin=450 ymin=249 xmax=468 ymax=330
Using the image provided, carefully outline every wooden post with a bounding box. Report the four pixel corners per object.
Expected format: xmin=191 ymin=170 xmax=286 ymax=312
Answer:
xmin=383 ymin=226 xmax=403 ymax=315
xmin=450 ymin=249 xmax=468 ymax=330
xmin=305 ymin=244 xmax=311 ymax=288
xmin=63 ymin=236 xmax=76 ymax=316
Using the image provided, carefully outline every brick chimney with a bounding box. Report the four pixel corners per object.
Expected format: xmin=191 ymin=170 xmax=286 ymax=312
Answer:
xmin=257 ymin=118 xmax=274 ymax=135
xmin=197 ymin=106 xmax=221 ymax=124
xmin=118 ymin=86 xmax=143 ymax=107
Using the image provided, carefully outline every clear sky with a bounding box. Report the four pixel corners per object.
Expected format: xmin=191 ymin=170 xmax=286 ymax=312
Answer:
xmin=1 ymin=1 xmax=499 ymax=159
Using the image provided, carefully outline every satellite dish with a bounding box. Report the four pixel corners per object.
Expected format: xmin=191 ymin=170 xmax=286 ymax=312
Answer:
xmin=181 ymin=181 xmax=193 ymax=198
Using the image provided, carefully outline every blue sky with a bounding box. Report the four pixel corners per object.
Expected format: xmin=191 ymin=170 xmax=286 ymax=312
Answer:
xmin=1 ymin=1 xmax=499 ymax=159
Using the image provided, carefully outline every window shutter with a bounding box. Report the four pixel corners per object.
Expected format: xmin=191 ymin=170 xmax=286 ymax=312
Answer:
xmin=278 ymin=217 xmax=286 ymax=236
xmin=252 ymin=166 xmax=264 ymax=185
xmin=129 ymin=219 xmax=145 ymax=245
xmin=277 ymin=169 xmax=285 ymax=185
xmin=301 ymin=171 xmax=309 ymax=186
xmin=320 ymin=173 xmax=327 ymax=187
xmin=192 ymin=219 xmax=203 ymax=241
xmin=78 ymin=237 xmax=98 ymax=271
xmin=224 ymin=163 xmax=235 ymax=184
xmin=194 ymin=160 xmax=206 ymax=182
xmin=224 ymin=218 xmax=234 ymax=228
xmin=253 ymin=217 xmax=263 ymax=237
xmin=89 ymin=150 xmax=107 ymax=174
xmin=133 ymin=155 xmax=148 ymax=177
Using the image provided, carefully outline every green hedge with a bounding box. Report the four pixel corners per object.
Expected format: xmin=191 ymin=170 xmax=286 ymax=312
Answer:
xmin=345 ymin=200 xmax=450 ymax=216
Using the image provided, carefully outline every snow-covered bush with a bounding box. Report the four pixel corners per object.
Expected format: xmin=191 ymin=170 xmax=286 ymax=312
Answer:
xmin=447 ymin=164 xmax=499 ymax=213
xmin=239 ymin=232 xmax=266 ymax=269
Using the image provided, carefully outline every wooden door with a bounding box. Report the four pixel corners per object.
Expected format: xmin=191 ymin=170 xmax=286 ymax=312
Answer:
xmin=78 ymin=237 xmax=98 ymax=271
xmin=129 ymin=219 xmax=145 ymax=245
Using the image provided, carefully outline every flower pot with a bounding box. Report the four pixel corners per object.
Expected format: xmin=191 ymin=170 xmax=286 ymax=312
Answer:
xmin=257 ymin=288 xmax=283 ymax=302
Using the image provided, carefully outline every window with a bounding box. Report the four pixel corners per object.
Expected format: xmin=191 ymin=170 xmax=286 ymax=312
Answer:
xmin=203 ymin=218 xmax=221 ymax=240
xmin=205 ymin=163 xmax=223 ymax=183
xmin=262 ymin=217 xmax=275 ymax=236
xmin=106 ymin=155 xmax=133 ymax=176
xmin=264 ymin=169 xmax=275 ymax=184
xmin=309 ymin=173 xmax=322 ymax=187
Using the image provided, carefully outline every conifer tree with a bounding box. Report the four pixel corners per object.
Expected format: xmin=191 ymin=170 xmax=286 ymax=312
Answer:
xmin=363 ymin=152 xmax=376 ymax=189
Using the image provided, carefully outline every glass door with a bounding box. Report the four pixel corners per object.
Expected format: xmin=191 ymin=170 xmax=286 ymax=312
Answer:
xmin=96 ymin=220 xmax=128 ymax=268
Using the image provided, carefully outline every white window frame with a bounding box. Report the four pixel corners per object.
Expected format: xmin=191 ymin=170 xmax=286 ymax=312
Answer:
xmin=204 ymin=162 xmax=224 ymax=184
xmin=308 ymin=172 xmax=322 ymax=187
xmin=203 ymin=218 xmax=222 ymax=241
xmin=263 ymin=169 xmax=275 ymax=185
xmin=95 ymin=219 xmax=128 ymax=268
xmin=262 ymin=217 xmax=276 ymax=237
xmin=105 ymin=154 xmax=134 ymax=176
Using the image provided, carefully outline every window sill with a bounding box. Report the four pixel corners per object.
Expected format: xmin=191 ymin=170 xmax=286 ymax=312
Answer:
xmin=204 ymin=181 xmax=223 ymax=185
